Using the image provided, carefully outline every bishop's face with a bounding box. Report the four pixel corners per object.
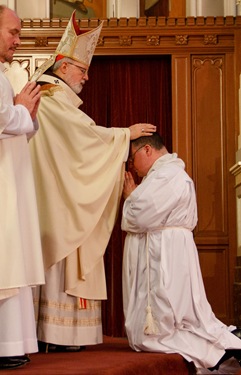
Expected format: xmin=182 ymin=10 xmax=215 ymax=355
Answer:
xmin=64 ymin=61 xmax=89 ymax=94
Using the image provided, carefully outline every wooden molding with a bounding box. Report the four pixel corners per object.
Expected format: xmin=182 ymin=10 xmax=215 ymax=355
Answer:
xmin=230 ymin=162 xmax=241 ymax=198
xmin=18 ymin=16 xmax=241 ymax=56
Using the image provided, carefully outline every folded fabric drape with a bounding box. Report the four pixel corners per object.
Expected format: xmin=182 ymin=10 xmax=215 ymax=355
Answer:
xmin=145 ymin=0 xmax=159 ymax=11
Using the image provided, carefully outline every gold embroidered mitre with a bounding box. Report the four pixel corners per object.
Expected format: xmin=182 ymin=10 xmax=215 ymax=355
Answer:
xmin=30 ymin=11 xmax=103 ymax=82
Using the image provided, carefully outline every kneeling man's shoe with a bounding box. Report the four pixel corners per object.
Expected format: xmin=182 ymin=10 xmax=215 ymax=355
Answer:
xmin=38 ymin=341 xmax=86 ymax=353
xmin=208 ymin=350 xmax=233 ymax=371
xmin=232 ymin=328 xmax=241 ymax=339
xmin=0 ymin=357 xmax=26 ymax=370
xmin=11 ymin=355 xmax=30 ymax=364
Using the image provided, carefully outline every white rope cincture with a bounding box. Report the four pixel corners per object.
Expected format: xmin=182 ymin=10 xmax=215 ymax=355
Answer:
xmin=143 ymin=232 xmax=159 ymax=335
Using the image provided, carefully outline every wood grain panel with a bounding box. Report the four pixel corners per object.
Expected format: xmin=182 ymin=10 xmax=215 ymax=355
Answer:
xmin=198 ymin=246 xmax=229 ymax=322
xmin=172 ymin=54 xmax=192 ymax=176
xmin=192 ymin=56 xmax=227 ymax=239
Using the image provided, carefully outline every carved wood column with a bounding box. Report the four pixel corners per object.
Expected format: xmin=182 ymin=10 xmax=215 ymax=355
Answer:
xmin=230 ymin=154 xmax=241 ymax=326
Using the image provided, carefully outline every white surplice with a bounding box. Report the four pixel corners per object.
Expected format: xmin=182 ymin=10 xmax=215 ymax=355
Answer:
xmin=0 ymin=288 xmax=38 ymax=356
xmin=122 ymin=153 xmax=241 ymax=370
xmin=0 ymin=63 xmax=45 ymax=356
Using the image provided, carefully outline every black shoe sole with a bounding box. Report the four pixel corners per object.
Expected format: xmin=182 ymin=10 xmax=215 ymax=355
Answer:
xmin=38 ymin=341 xmax=86 ymax=353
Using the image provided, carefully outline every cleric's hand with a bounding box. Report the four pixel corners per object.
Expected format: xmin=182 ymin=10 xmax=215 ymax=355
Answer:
xmin=129 ymin=123 xmax=156 ymax=140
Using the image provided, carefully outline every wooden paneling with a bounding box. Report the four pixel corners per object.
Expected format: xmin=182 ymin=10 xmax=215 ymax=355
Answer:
xmin=172 ymin=54 xmax=192 ymax=176
xmin=198 ymin=246 xmax=229 ymax=321
xmin=193 ymin=56 xmax=227 ymax=239
xmin=169 ymin=0 xmax=186 ymax=17
xmin=190 ymin=54 xmax=237 ymax=322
